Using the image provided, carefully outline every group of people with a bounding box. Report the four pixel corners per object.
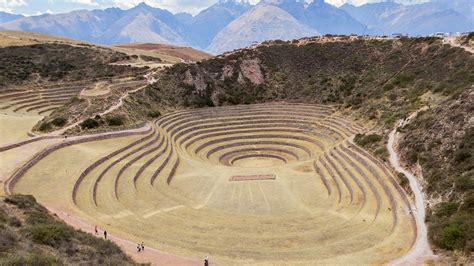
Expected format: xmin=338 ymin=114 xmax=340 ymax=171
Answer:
xmin=137 ymin=242 xmax=145 ymax=252
xmin=94 ymin=225 xmax=107 ymax=239
xmin=95 ymin=225 xmax=210 ymax=265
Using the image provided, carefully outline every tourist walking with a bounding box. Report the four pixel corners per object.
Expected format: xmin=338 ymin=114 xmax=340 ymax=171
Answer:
xmin=204 ymin=256 xmax=209 ymax=266
xmin=94 ymin=225 xmax=98 ymax=235
xmin=104 ymin=230 xmax=107 ymax=239
xmin=141 ymin=242 xmax=145 ymax=251
xmin=137 ymin=243 xmax=141 ymax=252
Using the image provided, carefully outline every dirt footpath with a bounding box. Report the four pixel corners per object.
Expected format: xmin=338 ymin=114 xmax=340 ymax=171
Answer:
xmin=46 ymin=206 xmax=202 ymax=265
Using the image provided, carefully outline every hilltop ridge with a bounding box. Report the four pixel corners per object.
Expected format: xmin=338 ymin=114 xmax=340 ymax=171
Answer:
xmin=0 ymin=0 xmax=471 ymax=53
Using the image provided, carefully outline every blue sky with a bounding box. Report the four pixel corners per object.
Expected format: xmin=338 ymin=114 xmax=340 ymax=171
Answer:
xmin=0 ymin=0 xmax=430 ymax=16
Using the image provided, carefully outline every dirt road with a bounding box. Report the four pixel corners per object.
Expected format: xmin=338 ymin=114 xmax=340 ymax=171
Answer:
xmin=387 ymin=110 xmax=435 ymax=265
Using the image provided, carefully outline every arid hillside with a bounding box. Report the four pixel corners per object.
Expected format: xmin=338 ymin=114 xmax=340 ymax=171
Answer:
xmin=0 ymin=195 xmax=135 ymax=264
xmin=114 ymin=43 xmax=212 ymax=64
xmin=0 ymin=30 xmax=211 ymax=66
xmin=0 ymin=30 xmax=94 ymax=47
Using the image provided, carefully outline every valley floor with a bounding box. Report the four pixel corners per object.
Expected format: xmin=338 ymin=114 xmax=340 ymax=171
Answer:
xmin=0 ymin=102 xmax=419 ymax=264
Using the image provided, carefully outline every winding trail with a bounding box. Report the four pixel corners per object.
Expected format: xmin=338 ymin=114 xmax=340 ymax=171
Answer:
xmin=55 ymin=71 xmax=157 ymax=135
xmin=387 ymin=109 xmax=435 ymax=265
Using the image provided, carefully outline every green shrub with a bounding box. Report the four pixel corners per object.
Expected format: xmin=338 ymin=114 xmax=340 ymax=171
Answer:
xmin=147 ymin=110 xmax=161 ymax=118
xmin=441 ymin=223 xmax=465 ymax=250
xmin=4 ymin=195 xmax=37 ymax=210
xmin=374 ymin=146 xmax=388 ymax=158
xmin=140 ymin=55 xmax=162 ymax=62
xmin=354 ymin=133 xmax=383 ymax=147
xmin=0 ymin=228 xmax=17 ymax=252
xmin=22 ymin=223 xmax=73 ymax=248
xmin=25 ymin=211 xmax=54 ymax=225
xmin=8 ymin=217 xmax=22 ymax=227
xmin=77 ymin=233 xmax=123 ymax=256
xmin=6 ymin=253 xmax=59 ymax=265
xmin=69 ymin=96 xmax=82 ymax=104
xmin=455 ymin=176 xmax=474 ymax=191
xmin=397 ymin=172 xmax=410 ymax=190
xmin=38 ymin=122 xmax=52 ymax=132
xmin=80 ymin=118 xmax=99 ymax=129
xmin=435 ymin=202 xmax=459 ymax=218
xmin=0 ymin=209 xmax=7 ymax=224
xmin=383 ymin=83 xmax=394 ymax=91
xmin=106 ymin=115 xmax=125 ymax=126
xmin=51 ymin=117 xmax=67 ymax=127
xmin=454 ymin=149 xmax=471 ymax=163
xmin=406 ymin=150 xmax=419 ymax=164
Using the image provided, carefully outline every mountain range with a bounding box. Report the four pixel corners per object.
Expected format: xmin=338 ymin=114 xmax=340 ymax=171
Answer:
xmin=0 ymin=0 xmax=472 ymax=54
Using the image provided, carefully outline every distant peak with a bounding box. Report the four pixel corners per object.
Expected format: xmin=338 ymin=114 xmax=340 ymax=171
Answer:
xmin=311 ymin=0 xmax=326 ymax=5
xmin=135 ymin=2 xmax=151 ymax=9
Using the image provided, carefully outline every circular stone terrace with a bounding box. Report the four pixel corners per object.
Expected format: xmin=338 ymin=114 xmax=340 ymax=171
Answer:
xmin=11 ymin=103 xmax=416 ymax=264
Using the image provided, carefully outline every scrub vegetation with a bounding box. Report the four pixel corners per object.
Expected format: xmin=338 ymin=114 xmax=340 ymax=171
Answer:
xmin=0 ymin=195 xmax=135 ymax=265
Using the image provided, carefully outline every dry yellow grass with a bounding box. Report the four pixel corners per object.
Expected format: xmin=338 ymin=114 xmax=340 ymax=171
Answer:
xmin=113 ymin=43 xmax=212 ymax=64
xmin=0 ymin=111 xmax=42 ymax=145
xmin=0 ymin=30 xmax=93 ymax=47
xmin=9 ymin=103 xmax=416 ymax=264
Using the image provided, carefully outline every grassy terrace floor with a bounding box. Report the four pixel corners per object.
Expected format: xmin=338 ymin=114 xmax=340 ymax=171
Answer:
xmin=9 ymin=103 xmax=416 ymax=264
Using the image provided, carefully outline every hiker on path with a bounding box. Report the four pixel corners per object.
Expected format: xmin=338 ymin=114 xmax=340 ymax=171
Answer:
xmin=137 ymin=244 xmax=141 ymax=252
xmin=104 ymin=230 xmax=107 ymax=239
xmin=204 ymin=256 xmax=209 ymax=266
xmin=94 ymin=226 xmax=98 ymax=235
xmin=141 ymin=242 xmax=145 ymax=251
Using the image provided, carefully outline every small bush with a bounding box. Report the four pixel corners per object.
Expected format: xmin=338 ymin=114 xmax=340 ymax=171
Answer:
xmin=106 ymin=115 xmax=125 ymax=126
xmin=455 ymin=176 xmax=474 ymax=191
xmin=0 ymin=209 xmax=7 ymax=224
xmin=140 ymin=55 xmax=162 ymax=62
xmin=6 ymin=253 xmax=59 ymax=265
xmin=4 ymin=195 xmax=37 ymax=210
xmin=147 ymin=110 xmax=161 ymax=118
xmin=22 ymin=223 xmax=73 ymax=248
xmin=397 ymin=172 xmax=410 ymax=190
xmin=0 ymin=229 xmax=17 ymax=252
xmin=454 ymin=149 xmax=471 ymax=163
xmin=80 ymin=118 xmax=99 ymax=129
xmin=38 ymin=122 xmax=52 ymax=132
xmin=8 ymin=217 xmax=22 ymax=227
xmin=374 ymin=146 xmax=388 ymax=158
xmin=78 ymin=233 xmax=123 ymax=255
xmin=51 ymin=117 xmax=67 ymax=127
xmin=441 ymin=223 xmax=465 ymax=250
xmin=354 ymin=133 xmax=383 ymax=147
xmin=26 ymin=211 xmax=54 ymax=225
xmin=435 ymin=202 xmax=459 ymax=218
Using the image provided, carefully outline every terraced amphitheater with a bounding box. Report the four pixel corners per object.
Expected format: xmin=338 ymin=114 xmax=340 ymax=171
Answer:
xmin=0 ymin=83 xmax=82 ymax=116
xmin=9 ymin=103 xmax=416 ymax=264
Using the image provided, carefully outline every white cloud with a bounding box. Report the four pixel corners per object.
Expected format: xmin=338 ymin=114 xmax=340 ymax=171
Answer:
xmin=67 ymin=0 xmax=99 ymax=6
xmin=0 ymin=0 xmax=26 ymax=13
